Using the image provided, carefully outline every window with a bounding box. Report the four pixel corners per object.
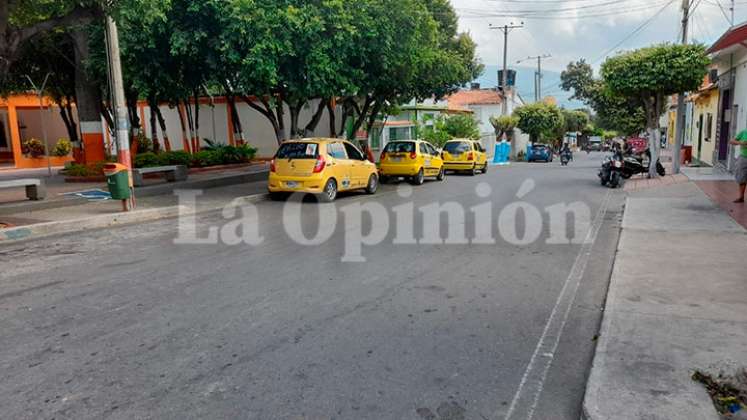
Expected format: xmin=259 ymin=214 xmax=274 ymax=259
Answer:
xmin=327 ymin=142 xmax=347 ymax=159
xmin=389 ymin=127 xmax=411 ymax=141
xmin=344 ymin=142 xmax=365 ymax=160
xmin=443 ymin=141 xmax=471 ymax=154
xmin=474 ymin=142 xmax=485 ymax=152
xmin=424 ymin=143 xmax=438 ymax=155
xmin=276 ymin=142 xmax=318 ymax=159
xmin=419 ymin=142 xmax=428 ymax=155
xmin=384 ymin=141 xmax=415 ymax=153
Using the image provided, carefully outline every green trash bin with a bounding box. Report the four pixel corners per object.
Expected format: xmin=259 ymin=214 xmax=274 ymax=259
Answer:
xmin=103 ymin=163 xmax=132 ymax=200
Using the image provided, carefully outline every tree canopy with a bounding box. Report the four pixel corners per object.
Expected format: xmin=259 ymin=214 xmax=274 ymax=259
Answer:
xmin=513 ymin=102 xmax=564 ymax=143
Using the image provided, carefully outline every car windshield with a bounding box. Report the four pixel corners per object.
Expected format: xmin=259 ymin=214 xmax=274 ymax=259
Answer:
xmin=384 ymin=142 xmax=415 ymax=153
xmin=532 ymin=144 xmax=548 ymax=150
xmin=276 ymin=142 xmax=319 ymax=159
xmin=443 ymin=141 xmax=471 ymax=154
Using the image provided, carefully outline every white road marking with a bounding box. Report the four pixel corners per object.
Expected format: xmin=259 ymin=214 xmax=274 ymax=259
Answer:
xmin=502 ymin=190 xmax=612 ymax=420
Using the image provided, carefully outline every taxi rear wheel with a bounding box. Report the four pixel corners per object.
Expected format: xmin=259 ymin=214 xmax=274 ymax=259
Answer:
xmin=436 ymin=167 xmax=446 ymax=181
xmin=319 ymin=179 xmax=338 ymax=202
xmin=365 ymin=174 xmax=378 ymax=194
xmin=469 ymin=164 xmax=478 ymax=176
xmin=411 ymin=168 xmax=425 ymax=185
xmin=482 ymin=163 xmax=488 ymax=174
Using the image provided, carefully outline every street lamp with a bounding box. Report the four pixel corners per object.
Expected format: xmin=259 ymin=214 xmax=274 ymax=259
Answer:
xmin=25 ymin=74 xmax=53 ymax=177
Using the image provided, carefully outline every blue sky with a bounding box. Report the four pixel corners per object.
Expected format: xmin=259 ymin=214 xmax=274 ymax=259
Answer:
xmin=453 ymin=0 xmax=745 ymax=101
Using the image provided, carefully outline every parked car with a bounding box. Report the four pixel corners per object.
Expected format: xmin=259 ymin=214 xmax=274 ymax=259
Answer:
xmin=268 ymin=138 xmax=378 ymax=202
xmin=441 ymin=139 xmax=488 ymax=175
xmin=379 ymin=140 xmax=445 ymax=185
xmin=528 ymin=143 xmax=553 ymax=162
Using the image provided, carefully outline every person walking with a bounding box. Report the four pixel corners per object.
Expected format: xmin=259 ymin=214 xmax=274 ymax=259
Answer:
xmin=729 ymin=130 xmax=747 ymax=203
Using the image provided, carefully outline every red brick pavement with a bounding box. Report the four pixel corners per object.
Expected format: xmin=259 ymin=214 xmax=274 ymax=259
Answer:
xmin=695 ymin=180 xmax=747 ymax=230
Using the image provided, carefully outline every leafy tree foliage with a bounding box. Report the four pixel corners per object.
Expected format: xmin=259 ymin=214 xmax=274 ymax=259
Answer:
xmin=514 ymin=103 xmax=564 ymax=143
xmin=601 ymin=43 xmax=709 ymax=176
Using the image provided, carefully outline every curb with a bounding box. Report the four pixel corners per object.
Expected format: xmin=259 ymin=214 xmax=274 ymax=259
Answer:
xmin=0 ymin=170 xmax=268 ymax=216
xmin=0 ymin=193 xmax=268 ymax=244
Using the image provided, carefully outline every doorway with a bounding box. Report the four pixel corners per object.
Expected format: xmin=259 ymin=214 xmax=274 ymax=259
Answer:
xmin=718 ymin=89 xmax=731 ymax=162
xmin=697 ymin=113 xmax=703 ymax=162
xmin=0 ymin=109 xmax=13 ymax=167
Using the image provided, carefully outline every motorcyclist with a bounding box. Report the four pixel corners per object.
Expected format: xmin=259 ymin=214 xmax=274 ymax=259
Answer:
xmin=561 ymin=143 xmax=573 ymax=161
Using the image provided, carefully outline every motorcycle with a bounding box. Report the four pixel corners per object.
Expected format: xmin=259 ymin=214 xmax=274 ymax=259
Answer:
xmin=599 ymin=152 xmax=624 ymax=188
xmin=560 ymin=150 xmax=572 ymax=166
xmin=620 ymin=149 xmax=665 ymax=179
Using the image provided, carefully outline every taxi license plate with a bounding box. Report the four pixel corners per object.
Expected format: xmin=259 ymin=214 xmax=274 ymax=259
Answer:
xmin=286 ymin=181 xmax=299 ymax=188
xmin=390 ymin=157 xmax=402 ymax=162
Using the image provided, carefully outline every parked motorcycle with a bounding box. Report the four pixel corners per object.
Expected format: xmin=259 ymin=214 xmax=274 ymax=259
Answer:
xmin=599 ymin=152 xmax=624 ymax=188
xmin=620 ymin=149 xmax=665 ymax=179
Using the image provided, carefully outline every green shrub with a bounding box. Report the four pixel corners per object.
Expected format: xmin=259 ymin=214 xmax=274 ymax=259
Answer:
xmin=52 ymin=138 xmax=72 ymax=156
xmin=236 ymin=144 xmax=258 ymax=161
xmin=162 ymin=150 xmax=193 ymax=166
xmin=192 ymin=150 xmax=222 ymax=167
xmin=63 ymin=161 xmax=107 ymax=177
xmin=134 ymin=152 xmax=164 ymax=168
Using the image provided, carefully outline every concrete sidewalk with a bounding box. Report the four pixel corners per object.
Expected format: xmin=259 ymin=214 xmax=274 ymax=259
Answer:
xmin=583 ymin=182 xmax=747 ymax=419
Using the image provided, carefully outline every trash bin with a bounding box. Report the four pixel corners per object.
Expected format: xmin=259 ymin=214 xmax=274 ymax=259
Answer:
xmin=103 ymin=163 xmax=132 ymax=200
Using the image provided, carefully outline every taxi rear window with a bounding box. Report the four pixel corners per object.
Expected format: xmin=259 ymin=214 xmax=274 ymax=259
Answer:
xmin=384 ymin=142 xmax=415 ymax=153
xmin=276 ymin=142 xmax=318 ymax=159
xmin=443 ymin=141 xmax=471 ymax=154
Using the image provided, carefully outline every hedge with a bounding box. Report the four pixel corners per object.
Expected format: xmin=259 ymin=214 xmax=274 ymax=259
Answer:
xmin=134 ymin=144 xmax=257 ymax=169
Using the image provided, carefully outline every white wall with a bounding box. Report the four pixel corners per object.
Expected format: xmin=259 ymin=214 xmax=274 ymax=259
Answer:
xmin=140 ymin=98 xmax=339 ymax=158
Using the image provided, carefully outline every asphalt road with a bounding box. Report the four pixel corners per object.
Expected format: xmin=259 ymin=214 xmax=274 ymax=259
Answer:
xmin=1 ymin=152 xmax=624 ymax=420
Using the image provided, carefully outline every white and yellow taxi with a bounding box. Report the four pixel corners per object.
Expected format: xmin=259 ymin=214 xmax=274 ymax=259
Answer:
xmin=268 ymin=139 xmax=378 ymax=202
xmin=378 ymin=140 xmax=445 ymax=185
xmin=442 ymin=139 xmax=488 ymax=175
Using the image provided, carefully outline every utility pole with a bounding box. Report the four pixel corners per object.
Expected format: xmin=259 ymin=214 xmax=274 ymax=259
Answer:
xmin=490 ymin=22 xmax=524 ymax=115
xmin=731 ymin=0 xmax=735 ymax=26
xmin=105 ymin=16 xmax=134 ymax=209
xmin=518 ymin=54 xmax=551 ymax=102
xmin=672 ymin=0 xmax=690 ymax=175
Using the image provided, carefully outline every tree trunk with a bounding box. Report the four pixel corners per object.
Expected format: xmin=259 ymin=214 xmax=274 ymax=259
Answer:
xmin=149 ymin=105 xmax=160 ymax=153
xmin=244 ymin=96 xmax=285 ymax=145
xmin=58 ymin=97 xmax=79 ymax=143
xmin=191 ymin=90 xmax=201 ymax=152
xmin=327 ymin=99 xmax=337 ymax=138
xmin=302 ymin=99 xmax=327 ymax=137
xmin=644 ymin=95 xmax=661 ymax=178
xmin=349 ymin=96 xmax=374 ymax=140
xmin=288 ymin=101 xmax=303 ymax=139
xmin=71 ymin=27 xmax=104 ymax=161
xmin=154 ymin=106 xmax=171 ymax=151
xmin=177 ymin=102 xmax=191 ymax=153
xmin=225 ymin=92 xmax=244 ymax=144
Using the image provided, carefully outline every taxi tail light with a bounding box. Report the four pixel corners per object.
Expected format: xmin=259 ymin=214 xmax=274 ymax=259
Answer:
xmin=270 ymin=158 xmax=276 ymax=173
xmin=409 ymin=151 xmax=417 ymax=160
xmin=467 ymin=152 xmax=474 ymax=160
xmin=313 ymin=155 xmax=326 ymax=173
xmin=380 ymin=151 xmax=387 ymax=161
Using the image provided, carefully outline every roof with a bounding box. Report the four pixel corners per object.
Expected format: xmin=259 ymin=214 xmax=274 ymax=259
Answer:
xmin=446 ymin=89 xmax=503 ymax=108
xmin=708 ymin=21 xmax=747 ymax=54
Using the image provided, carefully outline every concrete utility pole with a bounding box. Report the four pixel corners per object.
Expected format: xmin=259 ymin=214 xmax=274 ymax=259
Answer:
xmin=490 ymin=22 xmax=524 ymax=115
xmin=105 ymin=16 xmax=134 ymax=209
xmin=731 ymin=0 xmax=735 ymax=26
xmin=518 ymin=55 xmax=551 ymax=102
xmin=672 ymin=0 xmax=690 ymax=175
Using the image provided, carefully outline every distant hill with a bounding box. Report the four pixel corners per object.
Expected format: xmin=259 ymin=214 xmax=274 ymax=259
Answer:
xmin=472 ymin=65 xmax=584 ymax=109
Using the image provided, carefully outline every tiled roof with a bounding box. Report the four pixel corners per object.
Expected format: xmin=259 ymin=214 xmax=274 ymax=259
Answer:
xmin=447 ymin=89 xmax=503 ymax=107
xmin=708 ymin=21 xmax=747 ymax=54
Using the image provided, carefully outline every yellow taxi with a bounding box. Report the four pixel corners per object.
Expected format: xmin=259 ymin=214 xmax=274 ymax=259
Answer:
xmin=378 ymin=140 xmax=445 ymax=185
xmin=268 ymin=138 xmax=379 ymax=202
xmin=442 ymin=139 xmax=488 ymax=175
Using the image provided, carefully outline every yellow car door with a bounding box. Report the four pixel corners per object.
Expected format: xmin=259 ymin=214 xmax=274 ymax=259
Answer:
xmin=326 ymin=142 xmax=354 ymax=190
xmin=427 ymin=143 xmax=444 ymax=172
xmin=474 ymin=141 xmax=488 ymax=167
xmin=343 ymin=141 xmax=370 ymax=188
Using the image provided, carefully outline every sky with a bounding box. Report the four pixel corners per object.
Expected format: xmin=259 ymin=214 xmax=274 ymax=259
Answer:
xmin=452 ymin=0 xmax=746 ymax=99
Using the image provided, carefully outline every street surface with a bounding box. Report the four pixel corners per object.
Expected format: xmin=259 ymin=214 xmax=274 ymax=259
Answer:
xmin=1 ymin=152 xmax=623 ymax=420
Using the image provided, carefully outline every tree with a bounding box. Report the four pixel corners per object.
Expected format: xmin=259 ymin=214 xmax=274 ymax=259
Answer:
xmin=560 ymin=59 xmax=646 ymax=136
xmin=490 ymin=115 xmax=519 ymax=139
xmin=443 ymin=114 xmax=480 ymax=140
xmin=514 ymin=103 xmax=564 ymax=143
xmin=601 ymin=43 xmax=709 ymax=177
